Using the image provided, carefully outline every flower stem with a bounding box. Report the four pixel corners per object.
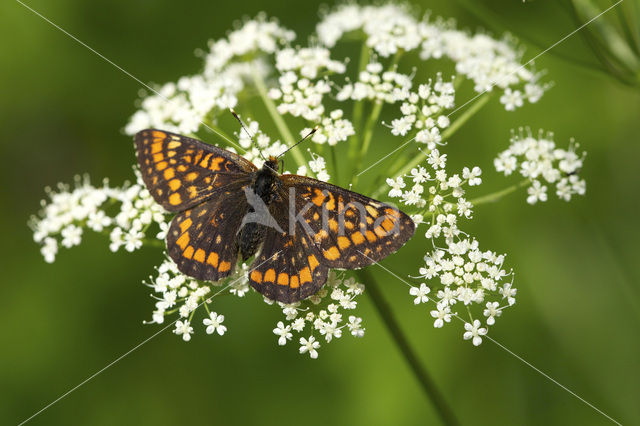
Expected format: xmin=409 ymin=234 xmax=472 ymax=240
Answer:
xmin=250 ymin=67 xmax=306 ymax=168
xmin=469 ymin=179 xmax=530 ymax=205
xmin=356 ymin=268 xmax=460 ymax=426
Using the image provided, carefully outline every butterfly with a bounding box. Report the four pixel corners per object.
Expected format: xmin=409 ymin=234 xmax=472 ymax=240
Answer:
xmin=134 ymin=129 xmax=415 ymax=303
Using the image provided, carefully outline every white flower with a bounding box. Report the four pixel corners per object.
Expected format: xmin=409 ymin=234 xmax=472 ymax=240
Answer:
xmin=500 ymin=88 xmax=524 ymax=111
xmin=463 ymin=320 xmax=487 ymax=346
xmin=483 ymin=301 xmax=501 ymax=325
xmin=409 ymin=283 xmax=431 ymax=304
xmin=462 ymin=166 xmax=482 ymax=186
xmin=174 ymin=320 xmax=193 ymax=342
xmin=203 ymin=312 xmax=227 ymax=335
xmin=299 ymin=336 xmax=320 ymax=359
xmin=527 ymin=180 xmax=548 ymax=204
xmin=500 ymin=283 xmax=517 ymax=306
xmin=273 ymin=321 xmax=292 ymax=345
xmin=430 ymin=303 xmax=452 ymax=328
xmin=347 ymin=316 xmax=365 ymax=337
xmin=386 ymin=177 xmax=406 ymax=197
xmin=60 ymin=225 xmax=82 ymax=248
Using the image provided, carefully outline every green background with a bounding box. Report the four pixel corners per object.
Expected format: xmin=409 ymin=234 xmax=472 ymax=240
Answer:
xmin=2 ymin=1 xmax=639 ymax=425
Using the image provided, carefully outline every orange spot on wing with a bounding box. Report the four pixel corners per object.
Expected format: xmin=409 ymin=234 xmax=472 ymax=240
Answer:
xmin=209 ymin=157 xmax=224 ymax=171
xmin=277 ymin=273 xmax=289 ymax=286
xmin=153 ymin=153 xmax=164 ymax=162
xmin=184 ymin=246 xmax=194 ymax=259
xmin=218 ymin=261 xmax=231 ymax=272
xmin=156 ymin=161 xmax=168 ymax=171
xmin=385 ymin=208 xmax=400 ymax=218
xmin=311 ymin=189 xmax=325 ymax=206
xmin=374 ymin=226 xmax=386 ymax=237
xmin=186 ymin=172 xmax=198 ymax=182
xmin=308 ymin=255 xmax=319 ymax=271
xmin=179 ymin=218 xmax=192 ymax=233
xmin=194 ymin=248 xmax=205 ymax=263
xmin=366 ymin=205 xmax=379 ymax=217
xmin=351 ymin=232 xmax=365 ymax=245
xmin=328 ymin=219 xmax=338 ymax=232
xmin=250 ymin=270 xmax=262 ymax=283
xmin=300 ymin=267 xmax=312 ymax=284
xmin=176 ymin=233 xmax=189 ymax=249
xmin=152 ymin=130 xmax=166 ymax=139
xmin=323 ymin=246 xmax=340 ymax=261
xmin=381 ymin=218 xmax=395 ymax=231
xmin=169 ymin=179 xmax=181 ymax=190
xmin=337 ymin=236 xmax=351 ymax=250
xmin=264 ymin=269 xmax=276 ymax=283
xmin=167 ymin=141 xmax=181 ymax=149
xmin=169 ymin=193 xmax=182 ymax=205
xmin=151 ymin=142 xmax=162 ymax=154
xmin=207 ymin=252 xmax=219 ymax=267
xmin=325 ymin=192 xmax=336 ymax=210
xmin=365 ymin=230 xmax=377 ymax=242
xmin=163 ymin=168 xmax=175 ymax=180
xmin=290 ymin=275 xmax=300 ymax=288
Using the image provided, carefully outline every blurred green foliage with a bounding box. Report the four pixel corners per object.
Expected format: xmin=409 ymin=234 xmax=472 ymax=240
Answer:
xmin=1 ymin=1 xmax=639 ymax=425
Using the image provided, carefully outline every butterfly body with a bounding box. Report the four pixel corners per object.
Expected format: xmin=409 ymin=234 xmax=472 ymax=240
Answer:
xmin=238 ymin=158 xmax=281 ymax=261
xmin=135 ymin=129 xmax=415 ymax=303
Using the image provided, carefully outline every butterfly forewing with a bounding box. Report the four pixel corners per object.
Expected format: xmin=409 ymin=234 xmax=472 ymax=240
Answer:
xmin=134 ymin=129 xmax=256 ymax=212
xmin=166 ymin=180 xmax=251 ymax=281
xmin=281 ymin=175 xmax=415 ymax=269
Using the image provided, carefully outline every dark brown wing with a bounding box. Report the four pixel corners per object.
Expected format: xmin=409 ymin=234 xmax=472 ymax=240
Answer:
xmin=134 ymin=129 xmax=256 ymax=212
xmin=166 ymin=180 xmax=251 ymax=281
xmin=247 ymin=199 xmax=328 ymax=303
xmin=281 ymin=174 xmax=415 ymax=269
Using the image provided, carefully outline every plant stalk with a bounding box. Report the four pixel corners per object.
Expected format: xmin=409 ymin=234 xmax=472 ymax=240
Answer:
xmin=251 ymin=67 xmax=306 ymax=167
xmin=356 ymin=268 xmax=460 ymax=426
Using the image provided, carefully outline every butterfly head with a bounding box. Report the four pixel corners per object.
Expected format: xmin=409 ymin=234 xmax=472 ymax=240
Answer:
xmin=263 ymin=156 xmax=280 ymax=174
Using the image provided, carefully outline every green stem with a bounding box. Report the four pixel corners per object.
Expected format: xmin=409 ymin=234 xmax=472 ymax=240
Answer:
xmin=356 ymin=269 xmax=460 ymax=426
xmin=469 ymin=179 xmax=530 ymax=205
xmin=251 ymin=67 xmax=306 ymax=168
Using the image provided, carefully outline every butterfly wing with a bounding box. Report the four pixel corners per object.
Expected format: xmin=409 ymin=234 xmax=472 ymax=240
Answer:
xmin=281 ymin=175 xmax=415 ymax=269
xmin=134 ymin=129 xmax=256 ymax=212
xmin=246 ymin=200 xmax=328 ymax=303
xmin=166 ymin=180 xmax=251 ymax=281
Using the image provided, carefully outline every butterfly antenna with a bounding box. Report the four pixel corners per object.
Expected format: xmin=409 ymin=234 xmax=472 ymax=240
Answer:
xmin=278 ymin=126 xmax=319 ymax=158
xmin=230 ymin=109 xmax=267 ymax=162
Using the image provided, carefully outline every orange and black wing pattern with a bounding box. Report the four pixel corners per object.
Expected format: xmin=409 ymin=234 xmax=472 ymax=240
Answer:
xmin=281 ymin=175 xmax=415 ymax=269
xmin=247 ymin=201 xmax=329 ymax=303
xmin=134 ymin=129 xmax=256 ymax=212
xmin=166 ymin=180 xmax=250 ymax=281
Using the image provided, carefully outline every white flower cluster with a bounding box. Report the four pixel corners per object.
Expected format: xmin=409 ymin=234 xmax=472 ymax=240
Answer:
xmin=31 ymin=173 xmax=168 ymax=263
xmin=271 ymin=271 xmax=365 ymax=359
xmin=269 ymin=47 xmax=354 ymax=145
xmin=125 ymin=15 xmax=296 ymax=136
xmin=296 ymin=151 xmax=331 ymax=182
xmin=337 ymin=61 xmax=413 ymax=104
xmin=318 ymin=4 xmax=545 ymax=110
xmin=389 ymin=74 xmax=455 ymax=147
xmin=144 ymin=258 xmax=238 ymax=341
xmin=387 ymin=148 xmax=516 ymax=345
xmin=387 ymin=149 xmax=480 ymax=220
xmin=417 ymin=238 xmax=516 ymax=346
xmin=494 ymin=131 xmax=586 ymax=204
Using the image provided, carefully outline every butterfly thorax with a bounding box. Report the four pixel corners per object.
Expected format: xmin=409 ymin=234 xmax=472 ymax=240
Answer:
xmin=238 ymin=157 xmax=282 ymax=261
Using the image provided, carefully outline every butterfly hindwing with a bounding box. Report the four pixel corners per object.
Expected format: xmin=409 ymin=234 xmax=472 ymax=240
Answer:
xmin=166 ymin=180 xmax=251 ymax=281
xmin=247 ymin=201 xmax=328 ymax=303
xmin=134 ymin=129 xmax=256 ymax=212
xmin=281 ymin=175 xmax=415 ymax=269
